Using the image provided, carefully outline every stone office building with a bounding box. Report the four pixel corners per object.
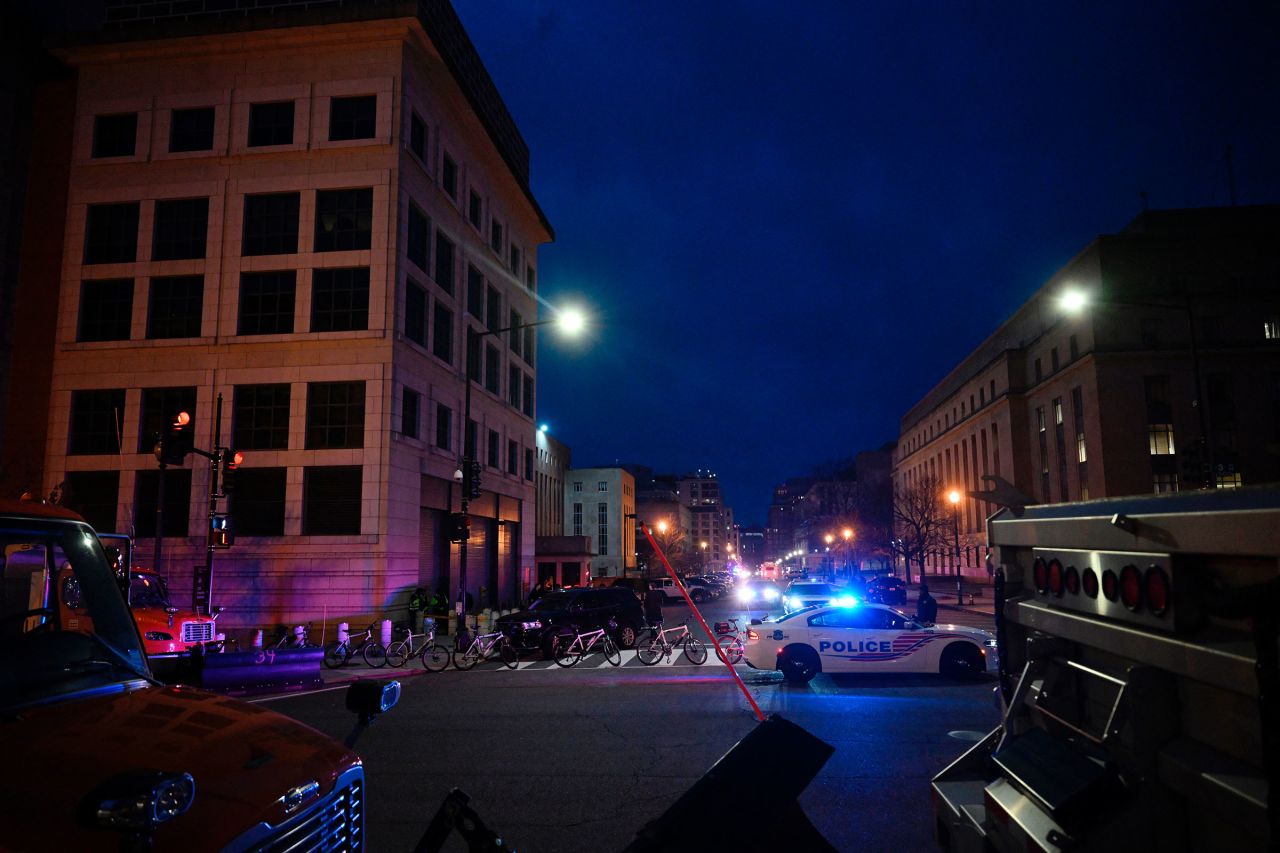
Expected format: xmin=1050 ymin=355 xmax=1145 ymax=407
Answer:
xmin=20 ymin=1 xmax=553 ymax=630
xmin=894 ymin=206 xmax=1280 ymax=580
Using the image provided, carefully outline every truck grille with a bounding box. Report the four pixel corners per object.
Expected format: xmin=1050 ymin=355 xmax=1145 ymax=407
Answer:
xmin=228 ymin=767 xmax=364 ymax=852
xmin=181 ymin=621 xmax=214 ymax=644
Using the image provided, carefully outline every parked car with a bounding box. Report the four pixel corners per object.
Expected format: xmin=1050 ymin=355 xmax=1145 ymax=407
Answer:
xmin=684 ymin=576 xmax=723 ymax=601
xmin=496 ymin=587 xmax=645 ymax=654
xmin=864 ymin=575 xmax=908 ymax=605
xmin=0 ymin=498 xmax=395 ymax=850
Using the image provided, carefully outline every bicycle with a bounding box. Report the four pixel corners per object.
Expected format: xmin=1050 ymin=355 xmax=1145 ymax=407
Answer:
xmin=636 ymin=621 xmax=707 ymax=666
xmin=451 ymin=623 xmax=518 ymax=670
xmin=551 ymin=619 xmax=622 ymax=668
xmin=713 ymin=618 xmax=744 ymax=665
xmin=322 ymin=622 xmax=387 ymax=669
xmin=384 ymin=622 xmax=449 ymax=672
xmin=271 ymin=623 xmax=313 ymax=649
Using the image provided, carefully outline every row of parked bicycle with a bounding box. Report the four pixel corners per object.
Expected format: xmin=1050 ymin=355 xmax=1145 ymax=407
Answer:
xmin=319 ymin=617 xmax=750 ymax=672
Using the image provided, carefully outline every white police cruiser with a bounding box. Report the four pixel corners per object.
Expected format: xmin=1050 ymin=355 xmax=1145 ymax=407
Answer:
xmin=742 ymin=602 xmax=996 ymax=683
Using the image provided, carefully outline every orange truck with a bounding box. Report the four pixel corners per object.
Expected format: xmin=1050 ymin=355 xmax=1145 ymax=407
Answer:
xmin=0 ymin=498 xmax=398 ymax=850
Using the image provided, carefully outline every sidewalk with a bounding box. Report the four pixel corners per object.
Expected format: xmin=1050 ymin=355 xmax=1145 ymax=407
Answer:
xmin=905 ymin=580 xmax=996 ymax=618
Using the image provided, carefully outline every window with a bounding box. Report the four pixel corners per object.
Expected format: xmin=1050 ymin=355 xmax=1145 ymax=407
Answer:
xmin=1153 ymin=473 xmax=1179 ymax=494
xmin=466 ymin=326 xmax=481 ymax=382
xmin=78 ymin=279 xmax=133 ymax=342
xmin=147 ymin=275 xmax=203 ymax=339
xmin=403 ymin=204 xmax=430 ymax=272
xmin=432 ymin=301 xmax=453 ymax=363
xmin=522 ymin=374 xmax=533 ymax=417
xmin=409 ymin=112 xmax=426 ymax=160
xmin=153 ymin=198 xmax=208 ymax=260
xmin=306 ymin=381 xmax=365 ymax=449
xmin=92 ymin=113 xmax=136 ymax=158
xmin=523 ymin=327 xmax=535 ymax=365
xmin=311 ymin=267 xmax=369 ymax=332
xmin=573 ymin=481 xmax=583 ymax=493
xmin=233 ymin=384 xmax=290 ymax=450
xmin=509 ymin=309 xmax=523 ymax=352
xmin=598 ymin=481 xmax=608 ymax=491
xmin=248 ymin=101 xmax=294 ymax=147
xmin=525 ymin=448 xmax=534 ymax=481
xmin=63 ymin=471 xmax=119 ymax=533
xmin=133 ymin=469 xmax=192 ymax=537
xmin=467 ymin=265 xmax=484 ymax=319
xmin=488 ymin=429 xmax=500 ymax=468
xmin=526 ymin=265 xmax=536 ymax=292
xmin=242 ymin=192 xmax=299 ymax=256
xmin=598 ymin=503 xmax=608 ymax=556
xmin=402 ymin=387 xmax=420 ymax=439
xmin=329 ymin=95 xmax=376 ymax=141
xmin=1053 ymin=397 xmax=1068 ymax=502
xmin=435 ymin=403 xmax=452 ymax=450
xmin=1148 ymin=423 xmax=1176 ymax=455
xmin=169 ymin=107 xmax=215 ymax=153
xmin=508 ymin=365 xmax=521 ymax=409
xmin=508 ymin=439 xmax=518 ymax=475
xmin=573 ymin=502 xmax=583 ymax=535
xmin=1144 ymin=376 xmax=1172 ymax=423
xmin=469 ymin=190 xmax=483 ymax=230
xmin=1050 ymin=347 xmax=1060 ymax=372
xmin=1033 ymin=358 xmax=1042 ymax=383
xmin=434 ymin=232 xmax=455 ymax=294
xmin=490 ymin=219 xmax=503 ymax=255
xmin=510 ymin=245 xmax=522 ymax=275
xmin=1072 ymin=386 xmax=1088 ymax=499
xmin=237 ymin=270 xmax=296 ymax=335
xmin=486 ymin=286 xmax=501 ymax=331
xmin=230 ymin=468 xmax=287 ymax=535
xmin=485 ymin=343 xmax=501 ymax=394
xmin=1216 ymin=472 xmax=1243 ymax=489
xmin=314 ymin=188 xmax=372 ymax=252
xmin=1266 ymin=318 xmax=1280 ymax=340
xmin=138 ymin=386 xmax=196 ymax=453
xmin=405 ymin=279 xmax=427 ymax=346
xmin=69 ymin=389 xmax=125 ymax=455
xmin=1069 ymin=334 xmax=1079 ymax=361
xmin=84 ymin=202 xmax=139 ymax=264
xmin=1036 ymin=406 xmax=1049 ymax=502
xmin=441 ymin=152 xmax=457 ymax=199
xmin=302 ymin=466 xmax=362 ymax=535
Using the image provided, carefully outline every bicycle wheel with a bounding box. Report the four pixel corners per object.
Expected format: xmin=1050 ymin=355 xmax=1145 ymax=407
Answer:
xmin=636 ymin=638 xmax=664 ymax=666
xmin=499 ymin=638 xmax=519 ymax=669
xmin=552 ymin=635 xmax=581 ymax=668
xmin=385 ymin=639 xmax=411 ymax=668
xmin=452 ymin=644 xmax=478 ymax=670
xmin=602 ymin=635 xmax=622 ymax=667
xmin=421 ymin=642 xmax=450 ymax=672
xmin=322 ymin=641 xmax=348 ymax=669
xmin=362 ymin=641 xmax=387 ymax=668
xmin=683 ymin=637 xmax=708 ymax=665
xmin=715 ymin=635 xmax=743 ymax=665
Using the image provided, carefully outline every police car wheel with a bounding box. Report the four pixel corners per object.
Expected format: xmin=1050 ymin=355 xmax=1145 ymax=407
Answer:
xmin=778 ymin=644 xmax=820 ymax=684
xmin=940 ymin=643 xmax=983 ymax=679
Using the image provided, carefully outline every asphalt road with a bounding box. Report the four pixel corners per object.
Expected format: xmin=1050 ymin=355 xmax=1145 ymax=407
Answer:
xmin=263 ymin=598 xmax=1001 ymax=853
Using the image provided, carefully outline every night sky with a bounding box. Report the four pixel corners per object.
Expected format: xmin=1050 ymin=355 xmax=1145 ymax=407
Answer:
xmin=454 ymin=1 xmax=1280 ymax=524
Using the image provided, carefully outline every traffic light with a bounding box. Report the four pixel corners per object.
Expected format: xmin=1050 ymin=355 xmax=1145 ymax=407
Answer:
xmin=447 ymin=512 xmax=470 ymax=543
xmin=468 ymin=458 xmax=483 ymax=499
xmin=221 ymin=449 xmax=243 ymax=494
xmin=211 ymin=513 xmax=234 ymax=549
xmin=154 ymin=411 xmax=192 ymax=466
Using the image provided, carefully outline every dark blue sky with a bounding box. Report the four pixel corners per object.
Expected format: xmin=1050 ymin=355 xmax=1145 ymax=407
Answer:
xmin=455 ymin=1 xmax=1280 ymax=525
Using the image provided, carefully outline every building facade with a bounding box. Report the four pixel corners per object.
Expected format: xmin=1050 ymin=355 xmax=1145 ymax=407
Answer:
xmin=894 ymin=206 xmax=1280 ymax=578
xmin=32 ymin=2 xmax=552 ymax=631
xmin=534 ymin=427 xmax=569 ymax=536
xmin=563 ymin=466 xmax=636 ymax=579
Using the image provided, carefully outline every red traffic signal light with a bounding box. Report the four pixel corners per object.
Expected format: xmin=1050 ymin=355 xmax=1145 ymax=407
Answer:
xmin=155 ymin=411 xmax=192 ymax=465
xmin=220 ymin=449 xmax=243 ymax=493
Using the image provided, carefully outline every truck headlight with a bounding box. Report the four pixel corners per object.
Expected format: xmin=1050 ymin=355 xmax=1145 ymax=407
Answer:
xmin=144 ymin=631 xmax=173 ymax=641
xmin=86 ymin=770 xmax=195 ymax=831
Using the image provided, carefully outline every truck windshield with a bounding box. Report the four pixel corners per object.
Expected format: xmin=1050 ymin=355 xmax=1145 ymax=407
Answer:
xmin=0 ymin=515 xmax=150 ymax=711
xmin=129 ymin=573 xmax=170 ymax=608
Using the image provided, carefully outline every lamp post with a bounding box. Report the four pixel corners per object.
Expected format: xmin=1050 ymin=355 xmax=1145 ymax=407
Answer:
xmin=841 ymin=527 xmax=854 ymax=577
xmin=947 ymin=489 xmax=963 ymax=602
xmin=1058 ymin=288 xmax=1212 ymax=487
xmin=454 ymin=307 xmax=585 ymax=637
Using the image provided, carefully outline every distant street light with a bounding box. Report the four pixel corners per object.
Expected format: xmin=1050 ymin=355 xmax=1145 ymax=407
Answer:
xmin=947 ymin=489 xmax=963 ymax=601
xmin=841 ymin=527 xmax=854 ymax=575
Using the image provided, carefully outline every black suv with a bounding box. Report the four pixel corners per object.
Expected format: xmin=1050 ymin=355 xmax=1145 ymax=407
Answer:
xmin=497 ymin=587 xmax=645 ymax=655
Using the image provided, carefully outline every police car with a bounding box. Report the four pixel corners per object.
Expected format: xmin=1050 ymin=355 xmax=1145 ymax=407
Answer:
xmin=742 ymin=602 xmax=996 ymax=683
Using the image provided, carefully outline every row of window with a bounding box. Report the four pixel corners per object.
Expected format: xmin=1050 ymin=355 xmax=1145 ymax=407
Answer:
xmin=569 ymin=502 xmax=612 ymax=557
xmin=63 ymin=466 xmax=361 ymax=538
xmin=396 ymin=387 xmax=536 ymax=481
xmin=91 ymin=95 xmax=379 ymax=160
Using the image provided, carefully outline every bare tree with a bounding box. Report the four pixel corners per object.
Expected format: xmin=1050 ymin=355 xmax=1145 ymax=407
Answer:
xmin=890 ymin=474 xmax=950 ymax=585
xmin=639 ymin=523 xmax=690 ymax=575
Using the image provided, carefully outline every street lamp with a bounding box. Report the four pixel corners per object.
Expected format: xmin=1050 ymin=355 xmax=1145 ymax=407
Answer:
xmin=1057 ymin=287 xmax=1212 ymax=487
xmin=454 ymin=306 xmax=587 ymax=637
xmin=947 ymin=489 xmax=963 ymax=602
xmin=841 ymin=527 xmax=854 ymax=576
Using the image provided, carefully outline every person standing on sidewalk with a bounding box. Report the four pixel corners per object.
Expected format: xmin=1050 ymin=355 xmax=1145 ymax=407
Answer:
xmin=916 ymin=583 xmax=938 ymax=626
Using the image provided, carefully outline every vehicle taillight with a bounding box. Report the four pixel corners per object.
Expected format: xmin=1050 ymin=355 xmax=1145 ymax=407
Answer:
xmin=1032 ymin=557 xmax=1048 ymax=593
xmin=1101 ymin=569 xmax=1118 ymax=601
xmin=1145 ymin=566 xmax=1170 ymax=616
xmin=746 ymin=628 xmax=760 ymax=640
xmin=1048 ymin=559 xmax=1064 ymax=597
xmin=1119 ymin=564 xmax=1142 ymax=611
xmin=1082 ymin=568 xmax=1099 ymax=599
xmin=1064 ymin=565 xmax=1080 ymax=596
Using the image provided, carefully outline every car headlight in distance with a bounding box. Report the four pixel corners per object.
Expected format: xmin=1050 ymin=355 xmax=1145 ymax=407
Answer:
xmin=833 ymin=595 xmax=856 ymax=607
xmin=762 ymin=588 xmax=780 ymax=601
xmin=738 ymin=587 xmax=756 ymax=602
xmin=144 ymin=631 xmax=173 ymax=641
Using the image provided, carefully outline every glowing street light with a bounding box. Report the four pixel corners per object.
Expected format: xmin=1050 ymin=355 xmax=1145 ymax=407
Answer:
xmin=946 ymin=488 xmax=963 ymax=601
